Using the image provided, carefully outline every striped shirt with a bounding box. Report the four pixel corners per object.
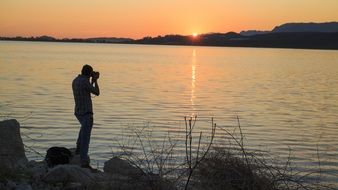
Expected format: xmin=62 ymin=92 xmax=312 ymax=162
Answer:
xmin=72 ymin=75 xmax=96 ymax=115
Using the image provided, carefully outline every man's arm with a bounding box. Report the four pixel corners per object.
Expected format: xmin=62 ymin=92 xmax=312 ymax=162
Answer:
xmin=91 ymin=80 xmax=100 ymax=96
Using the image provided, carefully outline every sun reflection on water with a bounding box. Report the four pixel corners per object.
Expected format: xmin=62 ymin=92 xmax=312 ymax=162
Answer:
xmin=191 ymin=49 xmax=196 ymax=116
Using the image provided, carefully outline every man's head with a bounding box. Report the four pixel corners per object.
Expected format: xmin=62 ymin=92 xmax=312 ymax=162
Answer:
xmin=81 ymin=65 xmax=93 ymax=77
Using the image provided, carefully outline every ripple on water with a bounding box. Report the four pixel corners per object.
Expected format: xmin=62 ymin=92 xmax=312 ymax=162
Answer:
xmin=1 ymin=42 xmax=338 ymax=185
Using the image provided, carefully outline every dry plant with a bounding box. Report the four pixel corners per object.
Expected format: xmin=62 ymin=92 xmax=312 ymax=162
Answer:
xmin=114 ymin=116 xmax=337 ymax=190
xmin=114 ymin=122 xmax=182 ymax=189
xmin=191 ymin=116 xmax=337 ymax=190
xmin=114 ymin=117 xmax=217 ymax=190
xmin=184 ymin=116 xmax=216 ymax=190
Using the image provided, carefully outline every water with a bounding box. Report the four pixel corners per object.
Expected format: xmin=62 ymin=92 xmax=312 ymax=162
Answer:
xmin=0 ymin=41 xmax=337 ymax=184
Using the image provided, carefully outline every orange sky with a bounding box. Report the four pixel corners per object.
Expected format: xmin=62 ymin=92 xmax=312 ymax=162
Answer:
xmin=1 ymin=0 xmax=338 ymax=39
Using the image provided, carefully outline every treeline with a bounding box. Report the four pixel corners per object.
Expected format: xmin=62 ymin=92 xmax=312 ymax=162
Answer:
xmin=2 ymin=32 xmax=338 ymax=50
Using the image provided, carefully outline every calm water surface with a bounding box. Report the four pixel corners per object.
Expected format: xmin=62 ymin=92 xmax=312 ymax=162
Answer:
xmin=0 ymin=41 xmax=337 ymax=183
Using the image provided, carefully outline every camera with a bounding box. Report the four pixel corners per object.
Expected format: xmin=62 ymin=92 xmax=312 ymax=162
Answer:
xmin=91 ymin=71 xmax=100 ymax=80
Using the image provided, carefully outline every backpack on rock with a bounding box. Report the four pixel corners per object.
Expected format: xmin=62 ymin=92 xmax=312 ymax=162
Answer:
xmin=45 ymin=147 xmax=72 ymax=167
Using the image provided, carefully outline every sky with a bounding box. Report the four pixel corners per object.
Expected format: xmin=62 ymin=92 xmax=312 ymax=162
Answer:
xmin=1 ymin=0 xmax=338 ymax=39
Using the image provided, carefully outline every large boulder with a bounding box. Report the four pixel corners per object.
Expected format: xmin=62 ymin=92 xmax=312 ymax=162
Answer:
xmin=0 ymin=119 xmax=28 ymax=170
xmin=26 ymin=160 xmax=48 ymax=181
xmin=43 ymin=165 xmax=95 ymax=186
xmin=68 ymin=148 xmax=81 ymax=166
xmin=103 ymin=157 xmax=175 ymax=190
xmin=103 ymin=157 xmax=143 ymax=177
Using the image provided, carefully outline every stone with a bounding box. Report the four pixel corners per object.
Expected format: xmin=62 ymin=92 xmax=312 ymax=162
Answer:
xmin=103 ymin=157 xmax=176 ymax=190
xmin=31 ymin=182 xmax=52 ymax=190
xmin=68 ymin=148 xmax=81 ymax=166
xmin=131 ymin=173 xmax=176 ymax=190
xmin=26 ymin=160 xmax=48 ymax=180
xmin=0 ymin=119 xmax=28 ymax=170
xmin=63 ymin=182 xmax=83 ymax=190
xmin=6 ymin=180 xmax=17 ymax=189
xmin=43 ymin=165 xmax=95 ymax=186
xmin=16 ymin=183 xmax=32 ymax=190
xmin=103 ymin=157 xmax=143 ymax=177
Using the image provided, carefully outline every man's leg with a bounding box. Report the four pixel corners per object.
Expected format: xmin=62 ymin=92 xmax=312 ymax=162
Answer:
xmin=75 ymin=117 xmax=82 ymax=154
xmin=79 ymin=114 xmax=93 ymax=166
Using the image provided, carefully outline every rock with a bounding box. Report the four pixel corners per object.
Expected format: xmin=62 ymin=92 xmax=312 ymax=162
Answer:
xmin=103 ymin=157 xmax=176 ymax=190
xmin=6 ymin=180 xmax=17 ymax=189
xmin=87 ymin=172 xmax=133 ymax=190
xmin=16 ymin=183 xmax=32 ymax=190
xmin=63 ymin=182 xmax=83 ymax=190
xmin=43 ymin=165 xmax=95 ymax=186
xmin=26 ymin=160 xmax=48 ymax=180
xmin=0 ymin=119 xmax=28 ymax=170
xmin=132 ymin=173 xmax=176 ymax=190
xmin=103 ymin=157 xmax=143 ymax=177
xmin=31 ymin=182 xmax=52 ymax=190
xmin=68 ymin=148 xmax=81 ymax=166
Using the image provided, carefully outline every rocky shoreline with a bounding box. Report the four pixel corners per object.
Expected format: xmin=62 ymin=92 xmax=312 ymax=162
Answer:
xmin=0 ymin=119 xmax=174 ymax=190
xmin=2 ymin=119 xmax=335 ymax=190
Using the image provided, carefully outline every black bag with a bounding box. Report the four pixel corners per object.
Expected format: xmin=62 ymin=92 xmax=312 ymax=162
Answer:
xmin=45 ymin=147 xmax=72 ymax=167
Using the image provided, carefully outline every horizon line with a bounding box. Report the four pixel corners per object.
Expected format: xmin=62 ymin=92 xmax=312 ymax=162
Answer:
xmin=2 ymin=20 xmax=338 ymax=40
xmin=0 ymin=31 xmax=240 ymax=40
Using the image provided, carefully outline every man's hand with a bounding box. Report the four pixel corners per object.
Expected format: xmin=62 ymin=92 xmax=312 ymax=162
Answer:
xmin=92 ymin=72 xmax=100 ymax=82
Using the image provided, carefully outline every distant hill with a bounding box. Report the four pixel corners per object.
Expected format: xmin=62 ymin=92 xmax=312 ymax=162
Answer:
xmin=131 ymin=32 xmax=338 ymax=50
xmin=240 ymin=30 xmax=270 ymax=36
xmin=87 ymin=37 xmax=133 ymax=43
xmin=240 ymin=22 xmax=338 ymax=36
xmin=231 ymin=32 xmax=338 ymax=49
xmin=0 ymin=36 xmax=133 ymax=43
xmin=134 ymin=32 xmax=243 ymax=46
xmin=272 ymin=22 xmax=338 ymax=33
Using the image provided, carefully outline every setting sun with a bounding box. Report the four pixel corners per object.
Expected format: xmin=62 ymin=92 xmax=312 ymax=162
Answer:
xmin=1 ymin=0 xmax=338 ymax=38
xmin=192 ymin=33 xmax=198 ymax=37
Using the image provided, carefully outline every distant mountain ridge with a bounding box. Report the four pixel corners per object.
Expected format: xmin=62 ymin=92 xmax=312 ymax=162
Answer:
xmin=239 ymin=30 xmax=270 ymax=36
xmin=133 ymin=32 xmax=338 ymax=50
xmin=240 ymin=22 xmax=338 ymax=36
xmin=272 ymin=22 xmax=338 ymax=33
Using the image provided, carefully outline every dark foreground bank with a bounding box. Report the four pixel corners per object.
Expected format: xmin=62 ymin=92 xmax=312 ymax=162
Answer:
xmin=0 ymin=119 xmax=336 ymax=190
xmin=0 ymin=119 xmax=173 ymax=190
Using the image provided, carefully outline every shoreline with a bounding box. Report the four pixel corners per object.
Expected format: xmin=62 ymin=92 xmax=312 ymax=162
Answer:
xmin=1 ymin=35 xmax=338 ymax=51
xmin=1 ymin=118 xmax=337 ymax=190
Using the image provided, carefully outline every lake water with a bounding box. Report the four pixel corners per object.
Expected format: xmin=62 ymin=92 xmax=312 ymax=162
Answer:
xmin=0 ymin=41 xmax=337 ymax=184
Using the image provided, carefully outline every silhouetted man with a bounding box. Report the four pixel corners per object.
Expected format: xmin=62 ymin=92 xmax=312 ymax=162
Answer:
xmin=72 ymin=65 xmax=100 ymax=169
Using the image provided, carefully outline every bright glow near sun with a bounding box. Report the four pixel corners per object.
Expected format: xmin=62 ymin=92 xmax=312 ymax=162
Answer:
xmin=192 ymin=33 xmax=198 ymax=37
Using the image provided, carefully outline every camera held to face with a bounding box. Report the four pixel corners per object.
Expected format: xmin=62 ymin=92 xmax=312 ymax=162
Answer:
xmin=91 ymin=71 xmax=100 ymax=80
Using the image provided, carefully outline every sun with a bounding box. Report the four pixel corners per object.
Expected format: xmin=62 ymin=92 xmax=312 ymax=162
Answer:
xmin=192 ymin=33 xmax=198 ymax=37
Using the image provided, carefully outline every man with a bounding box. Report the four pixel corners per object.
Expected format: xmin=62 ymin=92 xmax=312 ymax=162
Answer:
xmin=72 ymin=64 xmax=100 ymax=169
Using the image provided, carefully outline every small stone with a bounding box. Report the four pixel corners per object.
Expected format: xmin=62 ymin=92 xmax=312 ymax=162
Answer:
xmin=69 ymin=148 xmax=89 ymax=167
xmin=43 ymin=165 xmax=94 ymax=186
xmin=26 ymin=160 xmax=48 ymax=180
xmin=16 ymin=183 xmax=32 ymax=190
xmin=6 ymin=180 xmax=17 ymax=189
xmin=64 ymin=182 xmax=83 ymax=190
xmin=103 ymin=157 xmax=143 ymax=177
